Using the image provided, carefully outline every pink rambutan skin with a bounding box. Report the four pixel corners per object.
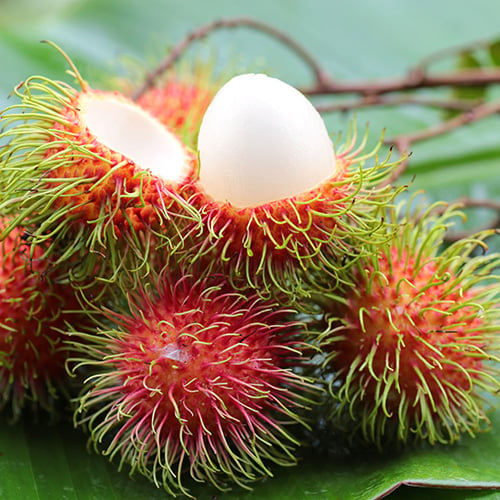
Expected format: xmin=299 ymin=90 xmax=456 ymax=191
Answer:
xmin=72 ymin=269 xmax=315 ymax=495
xmin=323 ymin=243 xmax=500 ymax=447
xmin=0 ymin=221 xmax=83 ymax=419
xmin=336 ymin=249 xmax=485 ymax=397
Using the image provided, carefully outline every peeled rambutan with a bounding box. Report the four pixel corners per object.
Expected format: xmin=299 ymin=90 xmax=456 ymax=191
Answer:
xmin=318 ymin=198 xmax=500 ymax=448
xmin=0 ymin=217 xmax=86 ymax=421
xmin=68 ymin=263 xmax=317 ymax=496
xmin=190 ymin=73 xmax=403 ymax=297
xmin=0 ymin=46 xmax=200 ymax=283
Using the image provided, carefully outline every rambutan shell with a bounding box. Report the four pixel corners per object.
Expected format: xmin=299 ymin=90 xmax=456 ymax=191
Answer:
xmin=0 ymin=76 xmax=202 ymax=282
xmin=187 ymin=74 xmax=403 ymax=296
xmin=46 ymin=87 xmax=197 ymax=234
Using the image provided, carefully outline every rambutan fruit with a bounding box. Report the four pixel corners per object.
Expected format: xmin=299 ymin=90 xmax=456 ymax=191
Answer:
xmin=136 ymin=71 xmax=216 ymax=148
xmin=0 ymin=45 xmax=200 ymax=285
xmin=0 ymin=217 xmax=86 ymax=421
xmin=190 ymin=73 xmax=403 ymax=298
xmin=68 ymin=263 xmax=318 ymax=497
xmin=318 ymin=198 xmax=500 ymax=448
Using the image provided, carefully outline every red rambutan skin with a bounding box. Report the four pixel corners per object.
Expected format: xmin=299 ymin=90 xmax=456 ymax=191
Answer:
xmin=0 ymin=78 xmax=203 ymax=280
xmin=336 ymin=249 xmax=484 ymax=399
xmin=324 ymin=244 xmax=500 ymax=446
xmin=72 ymin=269 xmax=314 ymax=495
xmin=136 ymin=79 xmax=214 ymax=143
xmin=187 ymin=158 xmax=359 ymax=294
xmin=0 ymin=222 xmax=84 ymax=420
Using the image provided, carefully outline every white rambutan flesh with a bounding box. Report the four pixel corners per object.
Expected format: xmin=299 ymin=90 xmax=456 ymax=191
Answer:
xmin=79 ymin=93 xmax=189 ymax=183
xmin=197 ymin=73 xmax=337 ymax=207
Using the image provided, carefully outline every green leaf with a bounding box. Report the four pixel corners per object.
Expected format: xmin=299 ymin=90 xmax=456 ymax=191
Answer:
xmin=488 ymin=40 xmax=500 ymax=66
xmin=2 ymin=409 xmax=500 ymax=499
xmin=445 ymin=50 xmax=487 ymax=118
xmin=458 ymin=50 xmax=483 ymax=70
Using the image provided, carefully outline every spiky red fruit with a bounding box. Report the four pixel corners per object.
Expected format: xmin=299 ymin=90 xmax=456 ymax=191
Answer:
xmin=69 ymin=265 xmax=316 ymax=496
xmin=190 ymin=74 xmax=402 ymax=297
xmin=320 ymin=202 xmax=500 ymax=447
xmin=136 ymin=76 xmax=215 ymax=146
xmin=0 ymin=219 xmax=85 ymax=420
xmin=0 ymin=72 xmax=200 ymax=281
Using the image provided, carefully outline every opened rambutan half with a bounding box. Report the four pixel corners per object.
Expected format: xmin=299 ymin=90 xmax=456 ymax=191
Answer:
xmin=68 ymin=263 xmax=317 ymax=496
xmin=318 ymin=198 xmax=500 ymax=448
xmin=0 ymin=46 xmax=200 ymax=283
xmin=0 ymin=217 xmax=87 ymax=421
xmin=190 ymin=73 xmax=403 ymax=297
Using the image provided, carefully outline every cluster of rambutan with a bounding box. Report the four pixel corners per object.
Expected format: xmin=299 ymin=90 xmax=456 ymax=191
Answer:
xmin=1 ymin=43 xmax=500 ymax=497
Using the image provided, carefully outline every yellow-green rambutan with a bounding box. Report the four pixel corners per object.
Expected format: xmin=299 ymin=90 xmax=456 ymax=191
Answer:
xmin=318 ymin=198 xmax=500 ymax=448
xmin=67 ymin=262 xmax=318 ymax=497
